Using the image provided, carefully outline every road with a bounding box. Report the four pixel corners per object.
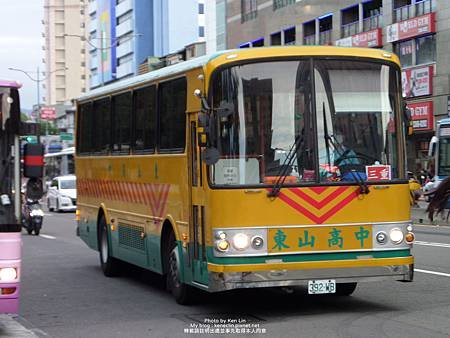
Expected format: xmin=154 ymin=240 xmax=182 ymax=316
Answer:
xmin=6 ymin=212 xmax=450 ymax=337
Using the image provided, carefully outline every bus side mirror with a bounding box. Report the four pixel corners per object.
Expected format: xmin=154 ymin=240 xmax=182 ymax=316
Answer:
xmin=1 ymin=89 xmax=21 ymax=134
xmin=429 ymin=136 xmax=438 ymax=157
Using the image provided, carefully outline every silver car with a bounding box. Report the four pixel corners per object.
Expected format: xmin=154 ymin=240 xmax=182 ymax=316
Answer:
xmin=46 ymin=175 xmax=77 ymax=212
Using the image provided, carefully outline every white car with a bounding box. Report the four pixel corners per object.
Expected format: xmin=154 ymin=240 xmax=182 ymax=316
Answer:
xmin=47 ymin=175 xmax=77 ymax=212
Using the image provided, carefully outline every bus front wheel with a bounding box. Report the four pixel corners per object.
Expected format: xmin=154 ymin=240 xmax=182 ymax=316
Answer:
xmin=167 ymin=233 xmax=193 ymax=305
xmin=99 ymin=216 xmax=121 ymax=277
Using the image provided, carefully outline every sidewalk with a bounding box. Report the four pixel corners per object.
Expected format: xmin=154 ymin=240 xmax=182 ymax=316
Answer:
xmin=0 ymin=315 xmax=38 ymax=337
xmin=411 ymin=200 xmax=449 ymax=226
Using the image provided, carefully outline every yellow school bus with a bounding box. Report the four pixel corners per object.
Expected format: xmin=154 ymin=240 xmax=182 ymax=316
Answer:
xmin=76 ymin=46 xmax=414 ymax=304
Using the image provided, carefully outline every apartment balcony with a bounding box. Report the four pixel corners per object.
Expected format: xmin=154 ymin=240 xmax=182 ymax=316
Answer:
xmin=363 ymin=14 xmax=382 ymax=31
xmin=88 ymin=1 xmax=96 ymax=15
xmin=341 ymin=21 xmax=359 ymax=38
xmin=117 ymin=39 xmax=133 ymax=59
xmin=116 ymin=60 xmax=134 ymax=79
xmin=303 ymin=34 xmax=316 ymax=46
xmin=116 ymin=0 xmax=132 ymax=18
xmin=394 ymin=4 xmax=413 ymax=22
xmin=416 ymin=0 xmax=436 ymax=16
xmin=89 ymin=74 xmax=100 ymax=88
xmin=319 ymin=30 xmax=332 ymax=45
xmin=89 ymin=19 xmax=97 ymax=34
xmin=89 ymin=55 xmax=98 ymax=70
xmin=116 ymin=19 xmax=133 ymax=38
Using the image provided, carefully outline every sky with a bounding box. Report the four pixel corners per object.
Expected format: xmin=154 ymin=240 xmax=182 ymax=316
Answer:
xmin=0 ymin=1 xmax=43 ymax=110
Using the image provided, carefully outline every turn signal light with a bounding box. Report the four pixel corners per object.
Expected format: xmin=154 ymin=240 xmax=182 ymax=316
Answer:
xmin=75 ymin=210 xmax=80 ymax=222
xmin=405 ymin=232 xmax=415 ymax=243
xmin=1 ymin=287 xmax=16 ymax=295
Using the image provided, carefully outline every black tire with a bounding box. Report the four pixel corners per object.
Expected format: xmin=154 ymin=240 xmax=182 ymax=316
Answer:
xmin=99 ymin=216 xmax=121 ymax=277
xmin=47 ymin=199 xmax=54 ymax=212
xmin=336 ymin=282 xmax=357 ymax=296
xmin=166 ymin=232 xmax=193 ymax=305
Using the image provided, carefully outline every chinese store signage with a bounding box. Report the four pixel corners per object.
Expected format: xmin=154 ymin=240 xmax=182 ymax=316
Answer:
xmin=40 ymin=107 xmax=56 ymax=120
xmin=335 ymin=28 xmax=382 ymax=48
xmin=408 ymin=100 xmax=434 ymax=132
xmin=402 ymin=65 xmax=433 ymax=98
xmin=386 ymin=12 xmax=436 ymax=43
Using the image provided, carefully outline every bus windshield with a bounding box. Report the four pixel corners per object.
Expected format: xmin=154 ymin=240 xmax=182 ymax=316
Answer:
xmin=438 ymin=137 xmax=450 ymax=176
xmin=210 ymin=59 xmax=401 ymax=186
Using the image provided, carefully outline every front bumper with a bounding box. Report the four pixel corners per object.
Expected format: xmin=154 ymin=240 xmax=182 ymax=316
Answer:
xmin=207 ymin=256 xmax=413 ymax=292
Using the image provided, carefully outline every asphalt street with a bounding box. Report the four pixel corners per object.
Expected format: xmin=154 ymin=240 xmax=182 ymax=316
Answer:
xmin=3 ymin=209 xmax=450 ymax=338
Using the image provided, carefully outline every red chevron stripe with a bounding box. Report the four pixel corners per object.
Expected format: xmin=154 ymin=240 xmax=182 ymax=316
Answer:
xmin=157 ymin=184 xmax=170 ymax=218
xmin=276 ymin=187 xmax=359 ymax=224
xmin=289 ymin=186 xmax=349 ymax=209
xmin=309 ymin=187 xmax=328 ymax=195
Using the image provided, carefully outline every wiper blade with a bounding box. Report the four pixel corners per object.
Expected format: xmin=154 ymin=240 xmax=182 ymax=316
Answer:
xmin=267 ymin=136 xmax=303 ymax=198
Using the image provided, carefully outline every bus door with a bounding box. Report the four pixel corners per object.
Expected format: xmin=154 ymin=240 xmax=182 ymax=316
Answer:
xmin=188 ymin=116 xmax=208 ymax=286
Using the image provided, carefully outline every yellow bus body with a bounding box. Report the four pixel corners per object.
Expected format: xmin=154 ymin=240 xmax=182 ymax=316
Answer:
xmin=76 ymin=46 xmax=413 ymax=296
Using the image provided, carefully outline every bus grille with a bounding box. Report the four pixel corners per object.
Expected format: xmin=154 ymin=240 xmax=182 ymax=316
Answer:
xmin=118 ymin=223 xmax=145 ymax=251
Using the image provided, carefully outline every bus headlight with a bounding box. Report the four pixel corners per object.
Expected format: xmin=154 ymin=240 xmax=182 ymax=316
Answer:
xmin=216 ymin=239 xmax=230 ymax=252
xmin=232 ymin=233 xmax=250 ymax=250
xmin=389 ymin=228 xmax=404 ymax=244
xmin=0 ymin=267 xmax=17 ymax=281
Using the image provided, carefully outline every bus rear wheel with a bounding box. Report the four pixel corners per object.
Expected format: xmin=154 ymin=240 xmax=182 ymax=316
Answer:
xmin=336 ymin=282 xmax=357 ymax=296
xmin=167 ymin=233 xmax=193 ymax=305
xmin=99 ymin=216 xmax=121 ymax=277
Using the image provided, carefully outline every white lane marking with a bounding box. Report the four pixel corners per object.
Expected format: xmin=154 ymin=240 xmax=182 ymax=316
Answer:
xmin=414 ymin=240 xmax=450 ymax=248
xmin=415 ymin=269 xmax=450 ymax=277
xmin=39 ymin=234 xmax=56 ymax=240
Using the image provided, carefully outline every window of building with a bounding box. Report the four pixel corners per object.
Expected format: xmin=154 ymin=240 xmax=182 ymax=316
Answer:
xmin=199 ymin=3 xmax=204 ymax=14
xmin=159 ymin=78 xmax=187 ymax=152
xmin=416 ymin=34 xmax=436 ymax=65
xmin=303 ymin=20 xmax=316 ymax=45
xmin=395 ymin=39 xmax=413 ymax=67
xmin=252 ymin=38 xmax=264 ymax=47
xmin=241 ymin=0 xmax=257 ymax=22
xmin=93 ymin=98 xmax=111 ymax=153
xmin=284 ymin=27 xmax=296 ymax=45
xmin=199 ymin=26 xmax=205 ymax=38
xmin=117 ymin=11 xmax=132 ymax=25
xmin=394 ymin=34 xmax=436 ymax=67
xmin=362 ymin=0 xmax=382 ymax=31
xmin=112 ymin=92 xmax=132 ymax=153
xmin=118 ymin=53 xmax=133 ymax=66
xmin=341 ymin=5 xmax=359 ymax=37
xmin=134 ymin=85 xmax=156 ymax=153
xmin=270 ymin=32 xmax=281 ymax=46
xmin=273 ymin=0 xmax=295 ymax=11
xmin=239 ymin=42 xmax=251 ymax=48
xmin=393 ymin=0 xmax=412 ymax=22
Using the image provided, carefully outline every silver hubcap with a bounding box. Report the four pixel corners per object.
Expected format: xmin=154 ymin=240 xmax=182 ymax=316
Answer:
xmin=101 ymin=227 xmax=108 ymax=264
xmin=169 ymin=247 xmax=180 ymax=289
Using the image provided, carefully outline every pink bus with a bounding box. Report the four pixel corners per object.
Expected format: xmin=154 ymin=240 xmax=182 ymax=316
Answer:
xmin=0 ymin=80 xmax=23 ymax=314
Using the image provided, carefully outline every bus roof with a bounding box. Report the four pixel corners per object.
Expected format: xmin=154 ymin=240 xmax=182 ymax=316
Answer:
xmin=77 ymin=46 xmax=399 ymax=103
xmin=0 ymin=80 xmax=22 ymax=89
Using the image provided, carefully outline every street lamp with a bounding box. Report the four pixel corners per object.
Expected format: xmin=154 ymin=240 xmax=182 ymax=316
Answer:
xmin=64 ymin=33 xmax=142 ymax=87
xmin=8 ymin=67 xmax=67 ymax=142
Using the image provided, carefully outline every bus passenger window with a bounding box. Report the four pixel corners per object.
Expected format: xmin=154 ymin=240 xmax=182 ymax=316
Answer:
xmin=134 ymin=85 xmax=156 ymax=153
xmin=112 ymin=92 xmax=132 ymax=154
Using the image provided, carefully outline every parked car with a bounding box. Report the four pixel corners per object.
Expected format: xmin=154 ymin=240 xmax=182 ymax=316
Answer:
xmin=46 ymin=175 xmax=77 ymax=212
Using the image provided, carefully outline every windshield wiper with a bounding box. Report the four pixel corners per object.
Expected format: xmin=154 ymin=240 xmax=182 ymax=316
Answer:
xmin=322 ymin=102 xmax=369 ymax=195
xmin=267 ymin=136 xmax=304 ymax=198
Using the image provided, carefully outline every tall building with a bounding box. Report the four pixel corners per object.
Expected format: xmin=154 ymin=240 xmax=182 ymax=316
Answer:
xmin=227 ymin=0 xmax=447 ymax=174
xmin=43 ymin=0 xmax=88 ymax=104
xmin=87 ymin=0 xmax=203 ymax=89
xmin=205 ymin=0 xmax=227 ymax=54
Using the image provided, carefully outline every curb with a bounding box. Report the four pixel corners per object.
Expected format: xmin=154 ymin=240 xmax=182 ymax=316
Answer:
xmin=0 ymin=314 xmax=38 ymax=337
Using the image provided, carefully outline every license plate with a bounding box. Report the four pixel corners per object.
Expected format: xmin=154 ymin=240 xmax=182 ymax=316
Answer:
xmin=308 ymin=279 xmax=336 ymax=294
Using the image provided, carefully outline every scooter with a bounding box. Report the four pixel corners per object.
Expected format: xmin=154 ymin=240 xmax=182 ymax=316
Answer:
xmin=22 ymin=198 xmax=44 ymax=235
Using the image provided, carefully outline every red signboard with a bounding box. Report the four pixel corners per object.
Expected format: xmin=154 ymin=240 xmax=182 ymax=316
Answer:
xmin=366 ymin=165 xmax=391 ymax=181
xmin=40 ymin=107 xmax=56 ymax=120
xmin=387 ymin=12 xmax=436 ymax=42
xmin=402 ymin=65 xmax=433 ymax=98
xmin=408 ymin=100 xmax=434 ymax=132
xmin=335 ymin=28 xmax=382 ymax=48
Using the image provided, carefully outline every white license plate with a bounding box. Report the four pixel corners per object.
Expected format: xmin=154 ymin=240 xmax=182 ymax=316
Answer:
xmin=308 ymin=279 xmax=336 ymax=294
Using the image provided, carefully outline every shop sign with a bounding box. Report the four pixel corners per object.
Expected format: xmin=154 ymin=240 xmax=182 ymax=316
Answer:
xmin=40 ymin=107 xmax=56 ymax=120
xmin=386 ymin=12 xmax=436 ymax=42
xmin=402 ymin=65 xmax=433 ymax=98
xmin=407 ymin=100 xmax=434 ymax=132
xmin=335 ymin=28 xmax=382 ymax=48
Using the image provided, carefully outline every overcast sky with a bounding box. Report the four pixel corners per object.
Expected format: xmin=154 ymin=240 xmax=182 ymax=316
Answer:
xmin=0 ymin=1 xmax=43 ymax=110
